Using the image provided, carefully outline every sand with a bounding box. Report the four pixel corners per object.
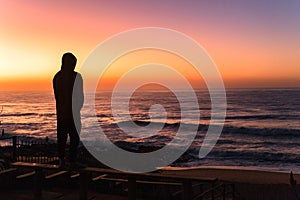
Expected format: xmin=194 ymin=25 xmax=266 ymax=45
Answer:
xmin=161 ymin=166 xmax=299 ymax=184
xmin=160 ymin=166 xmax=300 ymax=200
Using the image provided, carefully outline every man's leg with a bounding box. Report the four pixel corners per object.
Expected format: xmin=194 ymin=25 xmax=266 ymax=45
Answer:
xmin=57 ymin=121 xmax=68 ymax=166
xmin=69 ymin=121 xmax=80 ymax=163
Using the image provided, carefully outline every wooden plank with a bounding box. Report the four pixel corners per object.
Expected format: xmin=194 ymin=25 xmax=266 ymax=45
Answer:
xmin=16 ymin=171 xmax=35 ymax=179
xmin=100 ymin=177 xmax=127 ymax=183
xmin=45 ymin=170 xmax=68 ymax=179
xmin=100 ymin=176 xmax=181 ymax=186
xmin=12 ymin=162 xmax=59 ymax=169
xmin=92 ymin=174 xmax=107 ymax=181
xmin=137 ymin=180 xmax=181 ymax=186
xmin=0 ymin=168 xmax=17 ymax=175
xmin=70 ymin=173 xmax=80 ymax=179
xmin=83 ymin=167 xmax=217 ymax=183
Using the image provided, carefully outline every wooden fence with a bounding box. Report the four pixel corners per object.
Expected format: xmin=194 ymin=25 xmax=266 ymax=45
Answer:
xmin=0 ymin=136 xmax=103 ymax=166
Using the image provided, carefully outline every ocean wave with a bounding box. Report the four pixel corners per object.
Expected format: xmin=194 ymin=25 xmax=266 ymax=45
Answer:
xmin=96 ymin=114 xmax=112 ymax=118
xmin=225 ymin=114 xmax=300 ymax=120
xmin=38 ymin=113 xmax=55 ymax=117
xmin=114 ymin=120 xmax=300 ymax=138
xmin=206 ymin=149 xmax=300 ymax=164
xmin=117 ymin=120 xmax=181 ymax=128
xmin=222 ymin=125 xmax=300 ymax=138
xmin=1 ymin=113 xmax=36 ymax=117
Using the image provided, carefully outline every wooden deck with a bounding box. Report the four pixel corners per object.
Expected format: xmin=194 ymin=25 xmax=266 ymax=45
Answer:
xmin=5 ymin=162 xmax=234 ymax=200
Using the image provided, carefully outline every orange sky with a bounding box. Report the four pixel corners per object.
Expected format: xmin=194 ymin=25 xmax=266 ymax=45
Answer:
xmin=1 ymin=1 xmax=300 ymax=91
xmin=95 ymin=49 xmax=206 ymax=91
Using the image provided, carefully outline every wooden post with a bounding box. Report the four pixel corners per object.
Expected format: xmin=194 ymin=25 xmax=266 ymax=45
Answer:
xmin=128 ymin=177 xmax=137 ymax=200
xmin=182 ymin=180 xmax=192 ymax=200
xmin=232 ymin=183 xmax=235 ymax=200
xmin=223 ymin=184 xmax=226 ymax=200
xmin=79 ymin=171 xmax=88 ymax=200
xmin=199 ymin=184 xmax=203 ymax=200
xmin=12 ymin=136 xmax=17 ymax=162
xmin=211 ymin=182 xmax=215 ymax=200
xmin=34 ymin=167 xmax=43 ymax=200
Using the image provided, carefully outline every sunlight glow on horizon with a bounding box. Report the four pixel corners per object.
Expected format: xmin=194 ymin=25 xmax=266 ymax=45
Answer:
xmin=1 ymin=0 xmax=300 ymax=91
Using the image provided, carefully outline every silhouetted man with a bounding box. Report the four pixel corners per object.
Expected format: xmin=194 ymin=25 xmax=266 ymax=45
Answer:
xmin=53 ymin=52 xmax=84 ymax=168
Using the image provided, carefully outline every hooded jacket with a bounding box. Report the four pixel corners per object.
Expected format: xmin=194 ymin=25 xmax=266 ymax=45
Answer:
xmin=53 ymin=63 xmax=84 ymax=122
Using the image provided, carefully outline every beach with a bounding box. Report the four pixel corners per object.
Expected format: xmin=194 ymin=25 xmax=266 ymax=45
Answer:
xmin=1 ymin=165 xmax=300 ymax=200
xmin=162 ymin=166 xmax=298 ymax=184
xmin=161 ymin=166 xmax=300 ymax=199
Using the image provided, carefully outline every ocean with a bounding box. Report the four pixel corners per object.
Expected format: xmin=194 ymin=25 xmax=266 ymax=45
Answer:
xmin=0 ymin=89 xmax=300 ymax=172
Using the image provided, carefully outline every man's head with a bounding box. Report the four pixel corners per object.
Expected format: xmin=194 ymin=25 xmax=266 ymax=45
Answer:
xmin=61 ymin=52 xmax=77 ymax=71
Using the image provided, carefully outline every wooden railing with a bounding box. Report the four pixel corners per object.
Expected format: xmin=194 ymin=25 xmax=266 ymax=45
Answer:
xmin=1 ymin=137 xmax=236 ymax=199
xmin=1 ymin=136 xmax=58 ymax=163
xmin=9 ymin=162 xmax=235 ymax=200
xmin=0 ymin=135 xmax=17 ymax=161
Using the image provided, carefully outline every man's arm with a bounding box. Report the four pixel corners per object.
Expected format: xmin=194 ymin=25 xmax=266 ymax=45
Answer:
xmin=78 ymin=73 xmax=84 ymax=109
xmin=53 ymin=74 xmax=57 ymax=100
xmin=74 ymin=73 xmax=84 ymax=110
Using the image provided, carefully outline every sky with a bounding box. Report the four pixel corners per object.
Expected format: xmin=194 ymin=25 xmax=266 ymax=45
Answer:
xmin=1 ymin=0 xmax=300 ymax=91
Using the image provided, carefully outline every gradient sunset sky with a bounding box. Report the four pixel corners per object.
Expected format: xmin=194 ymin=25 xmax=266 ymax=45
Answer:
xmin=1 ymin=0 xmax=300 ymax=91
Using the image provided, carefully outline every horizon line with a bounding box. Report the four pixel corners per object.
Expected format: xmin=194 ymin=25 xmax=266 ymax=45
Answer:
xmin=1 ymin=86 xmax=300 ymax=93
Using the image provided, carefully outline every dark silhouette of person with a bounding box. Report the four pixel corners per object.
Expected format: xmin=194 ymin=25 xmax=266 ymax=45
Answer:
xmin=53 ymin=52 xmax=84 ymax=168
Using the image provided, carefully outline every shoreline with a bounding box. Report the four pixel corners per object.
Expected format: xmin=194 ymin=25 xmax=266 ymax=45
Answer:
xmin=161 ymin=166 xmax=300 ymax=184
xmin=159 ymin=166 xmax=300 ymax=199
xmin=164 ymin=165 xmax=300 ymax=174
